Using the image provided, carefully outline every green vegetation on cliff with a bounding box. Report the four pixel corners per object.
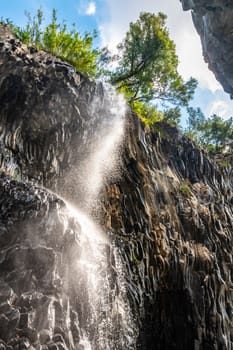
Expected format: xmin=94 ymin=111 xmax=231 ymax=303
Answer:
xmin=2 ymin=8 xmax=232 ymax=157
xmin=4 ymin=9 xmax=98 ymax=77
xmin=3 ymin=9 xmax=196 ymax=127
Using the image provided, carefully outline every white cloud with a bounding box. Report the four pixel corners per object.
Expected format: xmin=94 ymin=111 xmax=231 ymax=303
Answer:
xmin=207 ymin=98 xmax=233 ymax=119
xmin=78 ymin=1 xmax=96 ymax=16
xmin=86 ymin=2 xmax=96 ymax=15
xmin=194 ymin=87 xmax=233 ymax=119
xmin=99 ymin=0 xmax=221 ymax=92
xmin=166 ymin=9 xmax=221 ymax=92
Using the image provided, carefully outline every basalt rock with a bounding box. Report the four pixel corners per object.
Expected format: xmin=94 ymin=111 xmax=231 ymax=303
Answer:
xmin=0 ymin=24 xmax=106 ymax=190
xmin=102 ymin=117 xmax=233 ymax=349
xmin=180 ymin=0 xmax=233 ymax=97
xmin=0 ymin=23 xmax=233 ymax=349
xmin=0 ymin=174 xmax=82 ymax=349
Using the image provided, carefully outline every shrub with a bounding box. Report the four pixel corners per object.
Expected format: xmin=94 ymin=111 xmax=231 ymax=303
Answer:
xmin=5 ymin=9 xmax=99 ymax=77
xmin=179 ymin=183 xmax=191 ymax=198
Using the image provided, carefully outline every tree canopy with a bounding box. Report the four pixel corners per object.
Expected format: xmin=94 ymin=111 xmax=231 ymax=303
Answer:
xmin=186 ymin=108 xmax=233 ymax=154
xmin=2 ymin=8 xmax=232 ymax=157
xmin=107 ymin=12 xmax=197 ymax=108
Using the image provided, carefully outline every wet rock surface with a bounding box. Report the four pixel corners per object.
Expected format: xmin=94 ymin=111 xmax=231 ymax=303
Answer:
xmin=0 ymin=174 xmax=83 ymax=349
xmin=0 ymin=23 xmax=233 ymax=349
xmin=180 ymin=0 xmax=233 ymax=97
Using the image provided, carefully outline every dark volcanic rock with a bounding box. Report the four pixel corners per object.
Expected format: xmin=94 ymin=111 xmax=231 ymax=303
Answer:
xmin=180 ymin=0 xmax=233 ymax=97
xmin=0 ymin=23 xmax=233 ymax=349
xmin=0 ymin=174 xmax=83 ymax=348
xmin=101 ymin=117 xmax=233 ymax=349
xmin=0 ymin=24 xmax=105 ymax=192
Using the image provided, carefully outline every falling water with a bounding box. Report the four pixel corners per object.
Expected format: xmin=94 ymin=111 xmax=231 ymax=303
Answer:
xmin=65 ymin=83 xmax=127 ymax=211
xmin=55 ymin=84 xmax=137 ymax=349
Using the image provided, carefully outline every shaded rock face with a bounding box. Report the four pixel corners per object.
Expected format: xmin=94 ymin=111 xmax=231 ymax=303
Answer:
xmin=180 ymin=0 xmax=233 ymax=97
xmin=103 ymin=119 xmax=233 ymax=349
xmin=0 ymin=24 xmax=106 ymax=192
xmin=0 ymin=23 xmax=233 ymax=349
xmin=0 ymin=175 xmax=72 ymax=348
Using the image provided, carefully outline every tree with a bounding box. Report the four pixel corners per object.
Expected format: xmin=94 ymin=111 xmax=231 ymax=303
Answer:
xmin=185 ymin=108 xmax=233 ymax=154
xmin=163 ymin=107 xmax=182 ymax=126
xmin=132 ymin=100 xmax=163 ymax=127
xmin=187 ymin=107 xmax=205 ymax=132
xmin=199 ymin=115 xmax=233 ymax=153
xmin=184 ymin=106 xmax=206 ymax=142
xmin=7 ymin=9 xmax=99 ymax=77
xmin=108 ymin=12 xmax=197 ymax=107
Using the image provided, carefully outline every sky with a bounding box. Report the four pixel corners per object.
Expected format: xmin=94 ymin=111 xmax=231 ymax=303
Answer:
xmin=1 ymin=0 xmax=233 ymax=126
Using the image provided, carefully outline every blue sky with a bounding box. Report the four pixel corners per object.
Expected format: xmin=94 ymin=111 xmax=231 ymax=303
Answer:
xmin=1 ymin=0 xmax=233 ymax=126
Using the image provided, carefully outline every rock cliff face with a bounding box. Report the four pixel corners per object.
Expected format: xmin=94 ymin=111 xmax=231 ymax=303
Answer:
xmin=0 ymin=24 xmax=233 ymax=350
xmin=0 ymin=25 xmax=113 ymax=192
xmin=105 ymin=117 xmax=233 ymax=349
xmin=180 ymin=0 xmax=233 ymax=97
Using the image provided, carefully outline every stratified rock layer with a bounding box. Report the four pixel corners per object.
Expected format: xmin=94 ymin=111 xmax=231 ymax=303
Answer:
xmin=0 ymin=23 xmax=233 ymax=349
xmin=180 ymin=0 xmax=233 ymax=97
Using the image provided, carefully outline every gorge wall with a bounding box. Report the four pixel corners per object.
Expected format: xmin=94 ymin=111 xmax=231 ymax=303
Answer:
xmin=180 ymin=0 xmax=233 ymax=97
xmin=0 ymin=23 xmax=233 ymax=350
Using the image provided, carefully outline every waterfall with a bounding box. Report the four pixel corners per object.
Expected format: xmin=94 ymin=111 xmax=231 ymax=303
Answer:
xmin=53 ymin=84 xmax=137 ymax=349
xmin=63 ymin=83 xmax=127 ymax=211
